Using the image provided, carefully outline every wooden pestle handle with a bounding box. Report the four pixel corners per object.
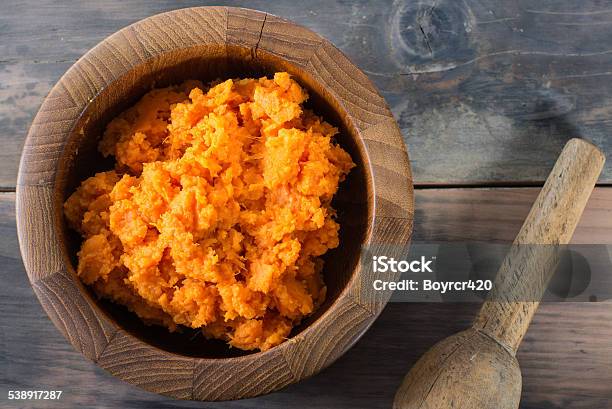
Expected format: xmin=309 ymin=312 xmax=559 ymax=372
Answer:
xmin=473 ymin=138 xmax=605 ymax=354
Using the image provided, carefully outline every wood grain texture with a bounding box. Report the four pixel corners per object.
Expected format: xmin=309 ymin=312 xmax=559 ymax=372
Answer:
xmin=226 ymin=8 xmax=324 ymax=67
xmin=193 ymin=350 xmax=295 ymax=401
xmin=32 ymin=269 xmax=117 ymax=362
xmin=362 ymin=118 xmax=414 ymax=218
xmin=96 ymin=330 xmax=194 ymax=400
xmin=15 ymin=6 xmax=413 ymax=401
xmin=281 ymin=297 xmax=374 ymax=380
xmin=394 ymin=328 xmax=522 ymax=409
xmin=352 ymin=216 xmax=414 ymax=315
xmin=415 ymin=186 xmax=612 ymax=244
xmin=308 ymin=41 xmax=392 ymax=132
xmin=14 ymin=185 xmax=63 ymax=280
xmin=394 ymin=139 xmax=605 ymax=409
xmin=6 ymin=1 xmax=612 ymax=188
xmin=3 ymin=191 xmax=612 ymax=408
xmin=475 ymin=139 xmax=605 ymax=353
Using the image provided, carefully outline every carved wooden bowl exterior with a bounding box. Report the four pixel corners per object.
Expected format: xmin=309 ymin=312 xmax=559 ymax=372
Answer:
xmin=16 ymin=7 xmax=414 ymax=400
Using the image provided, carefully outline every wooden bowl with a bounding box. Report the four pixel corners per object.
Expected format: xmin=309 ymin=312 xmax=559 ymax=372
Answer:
xmin=16 ymin=6 xmax=413 ymax=400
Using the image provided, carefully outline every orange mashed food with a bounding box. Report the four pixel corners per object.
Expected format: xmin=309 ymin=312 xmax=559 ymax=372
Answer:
xmin=63 ymin=72 xmax=354 ymax=351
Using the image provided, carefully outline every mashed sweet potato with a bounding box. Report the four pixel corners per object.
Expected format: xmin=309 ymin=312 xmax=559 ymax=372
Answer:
xmin=64 ymin=72 xmax=354 ymax=351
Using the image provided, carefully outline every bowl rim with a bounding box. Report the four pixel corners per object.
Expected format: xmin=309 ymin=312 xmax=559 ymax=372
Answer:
xmin=16 ymin=6 xmax=414 ymax=401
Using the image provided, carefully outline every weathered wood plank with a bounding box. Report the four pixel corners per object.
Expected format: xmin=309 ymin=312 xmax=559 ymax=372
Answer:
xmin=2 ymin=188 xmax=612 ymax=408
xmin=416 ymin=186 xmax=612 ymax=244
xmin=4 ymin=0 xmax=612 ymax=188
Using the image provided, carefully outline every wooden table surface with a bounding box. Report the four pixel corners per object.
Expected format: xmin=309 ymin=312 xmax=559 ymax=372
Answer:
xmin=2 ymin=1 xmax=612 ymax=408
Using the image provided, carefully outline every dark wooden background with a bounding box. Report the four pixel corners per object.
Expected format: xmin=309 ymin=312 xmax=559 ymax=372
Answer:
xmin=2 ymin=1 xmax=612 ymax=408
